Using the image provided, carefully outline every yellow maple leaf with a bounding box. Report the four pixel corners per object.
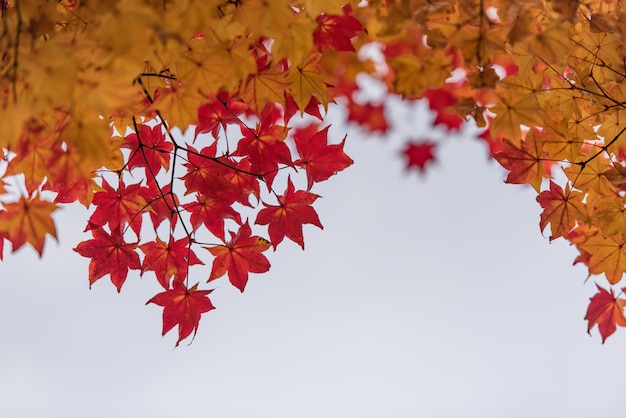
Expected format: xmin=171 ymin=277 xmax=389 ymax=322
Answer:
xmin=563 ymin=154 xmax=616 ymax=196
xmin=542 ymin=117 xmax=588 ymax=162
xmin=490 ymin=90 xmax=545 ymax=144
xmin=389 ymin=49 xmax=452 ymax=99
xmin=62 ymin=113 xmax=124 ymax=171
xmin=287 ymin=52 xmax=330 ymax=113
xmin=240 ymin=66 xmax=290 ymax=116
xmin=591 ymin=195 xmax=626 ymax=238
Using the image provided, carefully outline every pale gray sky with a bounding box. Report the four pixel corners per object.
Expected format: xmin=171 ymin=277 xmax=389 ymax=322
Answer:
xmin=1 ymin=101 xmax=624 ymax=417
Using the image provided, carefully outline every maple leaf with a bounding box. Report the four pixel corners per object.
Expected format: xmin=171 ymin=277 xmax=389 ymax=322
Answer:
xmin=195 ymin=93 xmax=248 ymax=139
xmin=493 ymin=130 xmax=550 ymax=192
xmin=584 ymin=284 xmax=626 ymax=343
xmin=181 ymin=144 xmax=243 ymax=203
xmin=151 ymin=83 xmax=202 ymax=131
xmin=256 ymin=177 xmax=323 ymax=250
xmin=0 ymin=195 xmax=57 ymax=256
xmin=4 ymin=127 xmax=56 ymax=194
xmin=147 ymin=281 xmax=215 ymax=347
xmin=293 ymin=124 xmax=354 ymax=189
xmin=89 ymin=178 xmax=147 ymax=237
xmin=287 ymin=52 xmax=330 ymax=113
xmin=240 ymin=64 xmax=289 ymax=116
xmin=73 ymin=226 xmax=141 ymax=292
xmin=563 ymin=153 xmax=616 ymax=196
xmin=313 ymin=12 xmax=365 ymax=52
xmin=140 ymin=236 xmax=204 ymax=289
xmin=347 ymin=102 xmax=389 ymax=133
xmin=123 ymin=123 xmax=174 ymax=176
xmin=537 ymin=181 xmax=588 ymax=241
xmin=591 ymin=195 xmax=626 ymax=238
xmin=233 ymin=105 xmax=292 ymax=188
xmin=490 ymin=91 xmax=545 ymax=143
xmin=140 ymin=182 xmax=179 ymax=230
xmin=207 ymin=222 xmax=271 ymax=292
xmin=182 ymin=194 xmax=242 ymax=241
xmin=42 ymin=141 xmax=100 ymax=207
xmin=580 ymin=234 xmax=626 ymax=285
xmin=423 ymin=88 xmax=464 ymax=130
xmin=402 ymin=141 xmax=436 ymax=173
xmin=284 ymin=92 xmax=323 ymax=125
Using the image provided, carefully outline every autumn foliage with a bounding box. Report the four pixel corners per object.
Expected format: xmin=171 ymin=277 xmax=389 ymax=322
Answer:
xmin=2 ymin=0 xmax=626 ymax=344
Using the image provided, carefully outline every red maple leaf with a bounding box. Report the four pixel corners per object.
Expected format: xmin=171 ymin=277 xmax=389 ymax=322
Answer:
xmin=293 ymin=124 xmax=353 ymax=189
xmin=347 ymin=101 xmax=389 ymax=133
xmin=89 ymin=178 xmax=146 ymax=236
xmin=207 ymin=222 xmax=271 ymax=292
xmin=182 ymin=194 xmax=242 ymax=241
xmin=181 ymin=144 xmax=242 ymax=204
xmin=140 ymin=182 xmax=179 ymax=229
xmin=233 ymin=106 xmax=293 ymax=189
xmin=402 ymin=141 xmax=437 ymax=173
xmin=147 ymin=281 xmax=215 ymax=347
xmin=313 ymin=12 xmax=365 ymax=52
xmin=195 ymin=93 xmax=248 ymax=139
xmin=256 ymin=177 xmax=323 ymax=249
xmin=73 ymin=226 xmax=141 ymax=292
xmin=123 ymin=123 xmax=174 ymax=177
xmin=585 ymin=284 xmax=626 ymax=343
xmin=423 ymin=88 xmax=464 ymax=130
xmin=140 ymin=236 xmax=204 ymax=289
xmin=222 ymin=156 xmax=262 ymax=207
xmin=284 ymin=93 xmax=323 ymax=125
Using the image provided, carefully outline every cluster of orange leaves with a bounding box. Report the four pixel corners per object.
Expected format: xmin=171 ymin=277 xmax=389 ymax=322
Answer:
xmin=1 ymin=0 xmax=626 ymax=344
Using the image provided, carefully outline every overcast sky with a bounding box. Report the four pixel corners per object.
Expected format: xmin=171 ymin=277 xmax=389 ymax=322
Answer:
xmin=1 ymin=99 xmax=624 ymax=418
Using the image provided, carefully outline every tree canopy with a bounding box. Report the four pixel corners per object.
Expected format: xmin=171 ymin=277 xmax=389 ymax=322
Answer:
xmin=2 ymin=0 xmax=626 ymax=345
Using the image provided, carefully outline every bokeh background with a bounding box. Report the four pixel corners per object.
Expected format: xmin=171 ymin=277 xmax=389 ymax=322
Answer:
xmin=1 ymin=99 xmax=624 ymax=418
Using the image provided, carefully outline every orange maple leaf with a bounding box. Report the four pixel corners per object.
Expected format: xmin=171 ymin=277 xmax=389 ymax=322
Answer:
xmin=580 ymin=234 xmax=626 ymax=285
xmin=537 ymin=181 xmax=588 ymax=241
xmin=494 ymin=129 xmax=551 ymax=192
xmin=585 ymin=284 xmax=626 ymax=343
xmin=0 ymin=195 xmax=57 ymax=256
xmin=207 ymin=222 xmax=271 ymax=292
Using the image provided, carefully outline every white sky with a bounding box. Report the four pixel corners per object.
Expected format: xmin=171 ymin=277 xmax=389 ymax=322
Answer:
xmin=1 ymin=100 xmax=624 ymax=417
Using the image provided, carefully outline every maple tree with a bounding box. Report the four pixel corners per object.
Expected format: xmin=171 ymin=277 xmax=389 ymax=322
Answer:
xmin=2 ymin=0 xmax=626 ymax=345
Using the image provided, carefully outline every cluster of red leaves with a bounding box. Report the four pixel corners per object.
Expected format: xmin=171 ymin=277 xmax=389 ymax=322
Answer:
xmin=71 ymin=100 xmax=352 ymax=345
